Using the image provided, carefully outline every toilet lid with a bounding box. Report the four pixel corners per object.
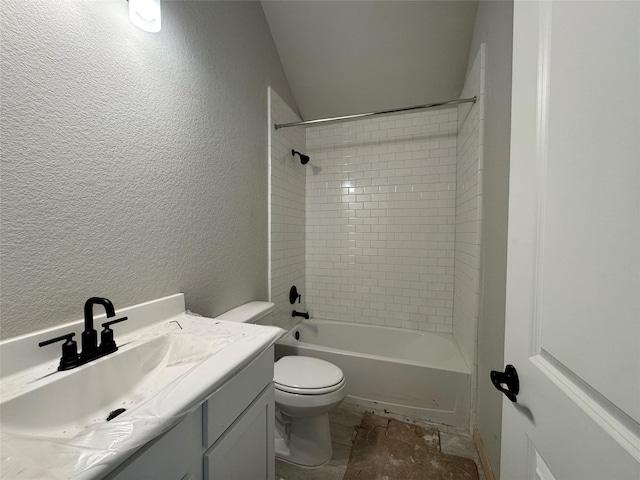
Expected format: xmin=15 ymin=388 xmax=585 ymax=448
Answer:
xmin=274 ymin=356 xmax=345 ymax=394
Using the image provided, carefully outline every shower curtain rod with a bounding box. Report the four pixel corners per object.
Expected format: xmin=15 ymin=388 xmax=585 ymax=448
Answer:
xmin=274 ymin=96 xmax=476 ymax=130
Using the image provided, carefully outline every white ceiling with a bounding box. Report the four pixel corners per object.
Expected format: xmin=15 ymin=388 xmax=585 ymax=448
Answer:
xmin=261 ymin=1 xmax=478 ymax=121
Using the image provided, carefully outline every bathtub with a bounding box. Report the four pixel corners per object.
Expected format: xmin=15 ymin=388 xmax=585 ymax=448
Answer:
xmin=275 ymin=319 xmax=470 ymax=429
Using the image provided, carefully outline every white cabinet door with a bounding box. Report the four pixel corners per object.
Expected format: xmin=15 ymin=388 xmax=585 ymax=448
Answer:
xmin=204 ymin=386 xmax=275 ymax=480
xmin=107 ymin=407 xmax=203 ymax=480
xmin=501 ymin=1 xmax=640 ymax=479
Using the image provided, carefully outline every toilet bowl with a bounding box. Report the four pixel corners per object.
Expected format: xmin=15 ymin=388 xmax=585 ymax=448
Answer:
xmin=274 ymin=355 xmax=346 ymax=467
xmin=216 ymin=301 xmax=347 ymax=468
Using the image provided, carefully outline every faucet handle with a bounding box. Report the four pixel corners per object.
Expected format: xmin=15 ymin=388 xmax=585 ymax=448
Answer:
xmin=102 ymin=316 xmax=128 ymax=329
xmin=39 ymin=333 xmax=80 ymax=371
xmin=100 ymin=316 xmax=128 ymax=354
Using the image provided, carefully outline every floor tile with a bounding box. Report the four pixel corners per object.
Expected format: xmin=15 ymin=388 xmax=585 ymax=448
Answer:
xmin=277 ymin=405 xmax=485 ymax=480
xmin=440 ymin=431 xmax=481 ymax=461
xmin=328 ymin=407 xmax=363 ymax=428
xmin=329 ymin=422 xmax=357 ymax=447
xmin=343 ymin=412 xmax=478 ymax=480
xmin=328 ymin=443 xmax=351 ymax=469
xmin=276 ymin=460 xmax=345 ymax=480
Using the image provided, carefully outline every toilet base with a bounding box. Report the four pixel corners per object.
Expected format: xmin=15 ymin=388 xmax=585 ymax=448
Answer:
xmin=275 ymin=411 xmax=333 ymax=468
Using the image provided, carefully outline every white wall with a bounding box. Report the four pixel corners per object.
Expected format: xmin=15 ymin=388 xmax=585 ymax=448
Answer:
xmin=0 ymin=1 xmax=296 ymax=339
xmin=268 ymin=88 xmax=306 ymax=331
xmin=262 ymin=1 xmax=478 ymax=120
xmin=466 ymin=1 xmax=514 ymax=477
xmin=454 ymin=44 xmax=485 ymax=430
xmin=305 ymin=110 xmax=458 ymax=332
xmin=454 ymin=46 xmax=484 ymax=369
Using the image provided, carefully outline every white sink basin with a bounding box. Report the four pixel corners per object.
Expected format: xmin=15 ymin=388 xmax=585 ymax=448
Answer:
xmin=0 ymin=296 xmax=284 ymax=480
xmin=0 ymin=331 xmax=226 ymax=439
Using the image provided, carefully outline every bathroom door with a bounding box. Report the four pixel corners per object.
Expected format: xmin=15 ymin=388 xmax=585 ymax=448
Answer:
xmin=500 ymin=1 xmax=639 ymax=479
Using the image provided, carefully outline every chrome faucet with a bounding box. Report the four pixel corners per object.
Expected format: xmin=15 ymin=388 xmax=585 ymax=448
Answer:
xmin=39 ymin=297 xmax=128 ymax=371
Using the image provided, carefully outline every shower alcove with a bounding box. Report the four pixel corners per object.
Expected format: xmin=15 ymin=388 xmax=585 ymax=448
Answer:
xmin=267 ymin=44 xmax=485 ymax=432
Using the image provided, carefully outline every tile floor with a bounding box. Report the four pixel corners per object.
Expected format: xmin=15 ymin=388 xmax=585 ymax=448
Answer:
xmin=276 ymin=401 xmax=487 ymax=480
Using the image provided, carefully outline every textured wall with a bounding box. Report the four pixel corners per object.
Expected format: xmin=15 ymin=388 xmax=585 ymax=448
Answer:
xmin=305 ymin=110 xmax=458 ymax=332
xmin=0 ymin=1 xmax=296 ymax=339
xmin=268 ymin=88 xmax=306 ymax=331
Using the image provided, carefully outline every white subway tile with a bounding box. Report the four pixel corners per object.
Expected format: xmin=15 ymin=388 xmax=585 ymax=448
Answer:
xmin=303 ymin=107 xmax=471 ymax=332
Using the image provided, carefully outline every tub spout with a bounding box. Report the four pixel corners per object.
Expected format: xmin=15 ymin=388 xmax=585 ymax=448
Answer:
xmin=292 ymin=310 xmax=309 ymax=319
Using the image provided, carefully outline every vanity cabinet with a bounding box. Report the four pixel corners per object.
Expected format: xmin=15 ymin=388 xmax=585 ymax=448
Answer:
xmin=204 ymin=386 xmax=274 ymax=479
xmin=106 ymin=346 xmax=275 ymax=480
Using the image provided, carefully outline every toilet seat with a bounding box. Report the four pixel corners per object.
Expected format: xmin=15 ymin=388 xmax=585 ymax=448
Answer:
xmin=275 ymin=377 xmax=346 ymax=395
xmin=275 ymin=356 xmax=345 ymax=395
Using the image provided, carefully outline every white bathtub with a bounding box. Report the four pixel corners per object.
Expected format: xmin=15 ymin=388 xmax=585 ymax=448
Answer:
xmin=275 ymin=319 xmax=470 ymax=429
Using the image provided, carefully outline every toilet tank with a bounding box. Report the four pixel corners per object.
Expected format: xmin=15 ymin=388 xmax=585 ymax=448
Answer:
xmin=216 ymin=301 xmax=275 ymax=324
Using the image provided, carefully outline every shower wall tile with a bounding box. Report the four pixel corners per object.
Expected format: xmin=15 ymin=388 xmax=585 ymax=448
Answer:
xmin=305 ymin=109 xmax=457 ymax=333
xmin=454 ymin=44 xmax=485 ymax=431
xmin=269 ymin=88 xmax=306 ymax=331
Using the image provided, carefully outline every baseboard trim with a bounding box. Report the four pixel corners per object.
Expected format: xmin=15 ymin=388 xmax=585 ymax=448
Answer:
xmin=473 ymin=426 xmax=497 ymax=480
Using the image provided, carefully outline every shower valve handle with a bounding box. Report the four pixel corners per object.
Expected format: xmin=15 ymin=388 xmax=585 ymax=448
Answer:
xmin=289 ymin=286 xmax=302 ymax=304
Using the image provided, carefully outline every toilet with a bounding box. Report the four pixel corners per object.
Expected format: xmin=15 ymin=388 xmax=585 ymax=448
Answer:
xmin=273 ymin=355 xmax=346 ymax=467
xmin=217 ymin=301 xmax=347 ymax=468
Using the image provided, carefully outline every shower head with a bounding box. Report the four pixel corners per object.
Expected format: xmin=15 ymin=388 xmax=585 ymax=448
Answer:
xmin=292 ymin=149 xmax=310 ymax=165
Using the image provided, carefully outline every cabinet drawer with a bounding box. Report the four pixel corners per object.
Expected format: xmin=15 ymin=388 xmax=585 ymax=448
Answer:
xmin=203 ymin=345 xmax=273 ymax=447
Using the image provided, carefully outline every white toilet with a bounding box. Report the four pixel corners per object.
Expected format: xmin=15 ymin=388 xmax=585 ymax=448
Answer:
xmin=217 ymin=301 xmax=347 ymax=468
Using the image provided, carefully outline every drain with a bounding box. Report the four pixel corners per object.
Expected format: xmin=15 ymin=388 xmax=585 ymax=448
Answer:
xmin=106 ymin=408 xmax=126 ymax=421
xmin=294 ymin=331 xmax=300 ymax=341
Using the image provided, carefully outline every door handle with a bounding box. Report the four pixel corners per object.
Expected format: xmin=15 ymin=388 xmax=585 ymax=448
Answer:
xmin=490 ymin=364 xmax=519 ymax=402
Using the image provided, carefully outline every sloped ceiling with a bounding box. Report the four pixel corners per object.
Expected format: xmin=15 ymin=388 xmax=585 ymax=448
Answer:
xmin=261 ymin=1 xmax=478 ymax=121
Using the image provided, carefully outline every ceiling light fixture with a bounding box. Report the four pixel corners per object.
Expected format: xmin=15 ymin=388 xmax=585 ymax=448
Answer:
xmin=128 ymin=0 xmax=161 ymax=33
